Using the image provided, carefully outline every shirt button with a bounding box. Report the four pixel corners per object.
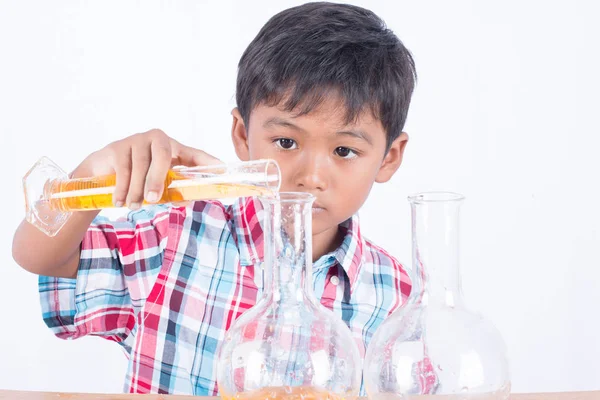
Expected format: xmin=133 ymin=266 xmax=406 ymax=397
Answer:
xmin=330 ymin=276 xmax=340 ymax=286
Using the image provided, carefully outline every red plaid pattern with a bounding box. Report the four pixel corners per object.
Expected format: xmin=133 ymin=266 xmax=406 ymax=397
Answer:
xmin=39 ymin=197 xmax=412 ymax=395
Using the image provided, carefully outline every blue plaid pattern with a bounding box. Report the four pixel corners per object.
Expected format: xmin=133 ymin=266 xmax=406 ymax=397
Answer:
xmin=39 ymin=197 xmax=412 ymax=395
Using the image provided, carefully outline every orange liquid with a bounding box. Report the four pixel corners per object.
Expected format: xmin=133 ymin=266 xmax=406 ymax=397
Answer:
xmin=221 ymin=386 xmax=352 ymax=400
xmin=368 ymin=389 xmax=511 ymax=400
xmin=47 ymin=169 xmax=274 ymax=211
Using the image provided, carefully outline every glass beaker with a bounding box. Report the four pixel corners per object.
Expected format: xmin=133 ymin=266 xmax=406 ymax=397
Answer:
xmin=22 ymin=156 xmax=280 ymax=237
xmin=216 ymin=192 xmax=361 ymax=400
xmin=364 ymin=192 xmax=510 ymax=400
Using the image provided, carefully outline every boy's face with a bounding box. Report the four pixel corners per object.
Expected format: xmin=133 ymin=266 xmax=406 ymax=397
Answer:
xmin=231 ymin=95 xmax=408 ymax=245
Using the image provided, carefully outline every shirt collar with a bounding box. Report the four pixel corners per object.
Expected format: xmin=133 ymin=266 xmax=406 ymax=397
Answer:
xmin=230 ymin=197 xmax=364 ymax=293
xmin=332 ymin=214 xmax=364 ymax=293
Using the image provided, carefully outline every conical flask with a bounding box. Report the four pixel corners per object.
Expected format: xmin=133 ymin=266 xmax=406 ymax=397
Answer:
xmin=216 ymin=192 xmax=361 ymax=400
xmin=364 ymin=192 xmax=510 ymax=399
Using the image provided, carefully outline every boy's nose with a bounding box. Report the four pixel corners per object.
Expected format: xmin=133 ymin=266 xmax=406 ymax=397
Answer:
xmin=292 ymin=156 xmax=329 ymax=191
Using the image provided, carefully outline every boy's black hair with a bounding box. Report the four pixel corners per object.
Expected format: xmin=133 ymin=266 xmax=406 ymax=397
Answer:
xmin=236 ymin=2 xmax=417 ymax=151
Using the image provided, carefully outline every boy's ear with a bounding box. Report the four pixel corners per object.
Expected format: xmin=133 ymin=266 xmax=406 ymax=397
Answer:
xmin=231 ymin=108 xmax=250 ymax=161
xmin=375 ymin=132 xmax=409 ymax=183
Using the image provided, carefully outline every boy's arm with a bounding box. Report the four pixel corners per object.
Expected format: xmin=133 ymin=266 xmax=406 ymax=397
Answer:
xmin=12 ymin=129 xmax=220 ymax=279
xmin=13 ymin=214 xmax=96 ymax=279
xmin=12 ymin=175 xmax=99 ymax=278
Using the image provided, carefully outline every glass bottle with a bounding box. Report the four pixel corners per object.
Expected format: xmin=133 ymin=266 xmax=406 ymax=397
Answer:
xmin=22 ymin=156 xmax=280 ymax=237
xmin=364 ymin=192 xmax=510 ymax=399
xmin=216 ymin=192 xmax=362 ymax=400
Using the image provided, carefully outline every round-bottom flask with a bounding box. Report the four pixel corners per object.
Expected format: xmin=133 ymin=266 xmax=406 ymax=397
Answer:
xmin=364 ymin=192 xmax=511 ymax=399
xmin=216 ymin=192 xmax=361 ymax=400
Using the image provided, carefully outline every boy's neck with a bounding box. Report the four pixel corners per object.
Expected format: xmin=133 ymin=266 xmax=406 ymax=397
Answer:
xmin=311 ymin=226 xmax=344 ymax=262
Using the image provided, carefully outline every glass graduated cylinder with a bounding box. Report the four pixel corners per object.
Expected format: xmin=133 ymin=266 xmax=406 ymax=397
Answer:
xmin=23 ymin=156 xmax=280 ymax=237
xmin=46 ymin=160 xmax=280 ymax=211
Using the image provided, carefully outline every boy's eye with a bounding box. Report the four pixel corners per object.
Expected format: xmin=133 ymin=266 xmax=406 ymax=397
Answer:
xmin=275 ymin=138 xmax=297 ymax=150
xmin=334 ymin=146 xmax=357 ymax=159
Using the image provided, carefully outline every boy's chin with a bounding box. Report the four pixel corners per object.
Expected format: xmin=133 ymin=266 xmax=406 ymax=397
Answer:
xmin=310 ymin=213 xmax=346 ymax=237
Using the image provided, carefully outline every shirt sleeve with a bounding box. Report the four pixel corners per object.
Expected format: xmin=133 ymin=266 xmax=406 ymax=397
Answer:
xmin=39 ymin=205 xmax=171 ymax=343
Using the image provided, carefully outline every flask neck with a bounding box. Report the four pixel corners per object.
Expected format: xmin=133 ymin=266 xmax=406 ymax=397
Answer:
xmin=260 ymin=193 xmax=315 ymax=304
xmin=410 ymin=193 xmax=465 ymax=307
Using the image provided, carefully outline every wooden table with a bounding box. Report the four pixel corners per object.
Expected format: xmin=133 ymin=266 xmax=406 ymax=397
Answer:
xmin=0 ymin=391 xmax=598 ymax=399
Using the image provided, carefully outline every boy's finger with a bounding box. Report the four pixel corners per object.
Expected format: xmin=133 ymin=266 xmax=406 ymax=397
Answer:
xmin=126 ymin=145 xmax=151 ymax=209
xmin=174 ymin=143 xmax=222 ymax=167
xmin=111 ymin=148 xmax=132 ymax=208
xmin=145 ymin=139 xmax=172 ymax=203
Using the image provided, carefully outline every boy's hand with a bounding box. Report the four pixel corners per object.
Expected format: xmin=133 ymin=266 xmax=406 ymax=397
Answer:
xmin=73 ymin=129 xmax=221 ymax=209
xmin=12 ymin=129 xmax=219 ymax=278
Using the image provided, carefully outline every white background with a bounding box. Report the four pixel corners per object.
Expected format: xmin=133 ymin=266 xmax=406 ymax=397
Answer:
xmin=0 ymin=0 xmax=598 ymax=394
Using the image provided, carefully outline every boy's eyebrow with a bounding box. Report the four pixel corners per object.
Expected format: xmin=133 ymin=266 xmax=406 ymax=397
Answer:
xmin=336 ymin=129 xmax=373 ymax=145
xmin=263 ymin=117 xmax=306 ymax=132
xmin=263 ymin=116 xmax=373 ymax=145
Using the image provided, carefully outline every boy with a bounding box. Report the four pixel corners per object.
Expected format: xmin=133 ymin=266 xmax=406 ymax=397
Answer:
xmin=12 ymin=1 xmax=416 ymax=395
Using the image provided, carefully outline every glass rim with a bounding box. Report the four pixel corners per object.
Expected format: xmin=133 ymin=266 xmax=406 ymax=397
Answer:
xmin=259 ymin=191 xmax=315 ymax=204
xmin=265 ymin=159 xmax=282 ymax=191
xmin=408 ymin=191 xmax=465 ymax=204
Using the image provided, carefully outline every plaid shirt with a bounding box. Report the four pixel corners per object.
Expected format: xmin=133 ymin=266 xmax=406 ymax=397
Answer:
xmin=39 ymin=197 xmax=412 ymax=395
